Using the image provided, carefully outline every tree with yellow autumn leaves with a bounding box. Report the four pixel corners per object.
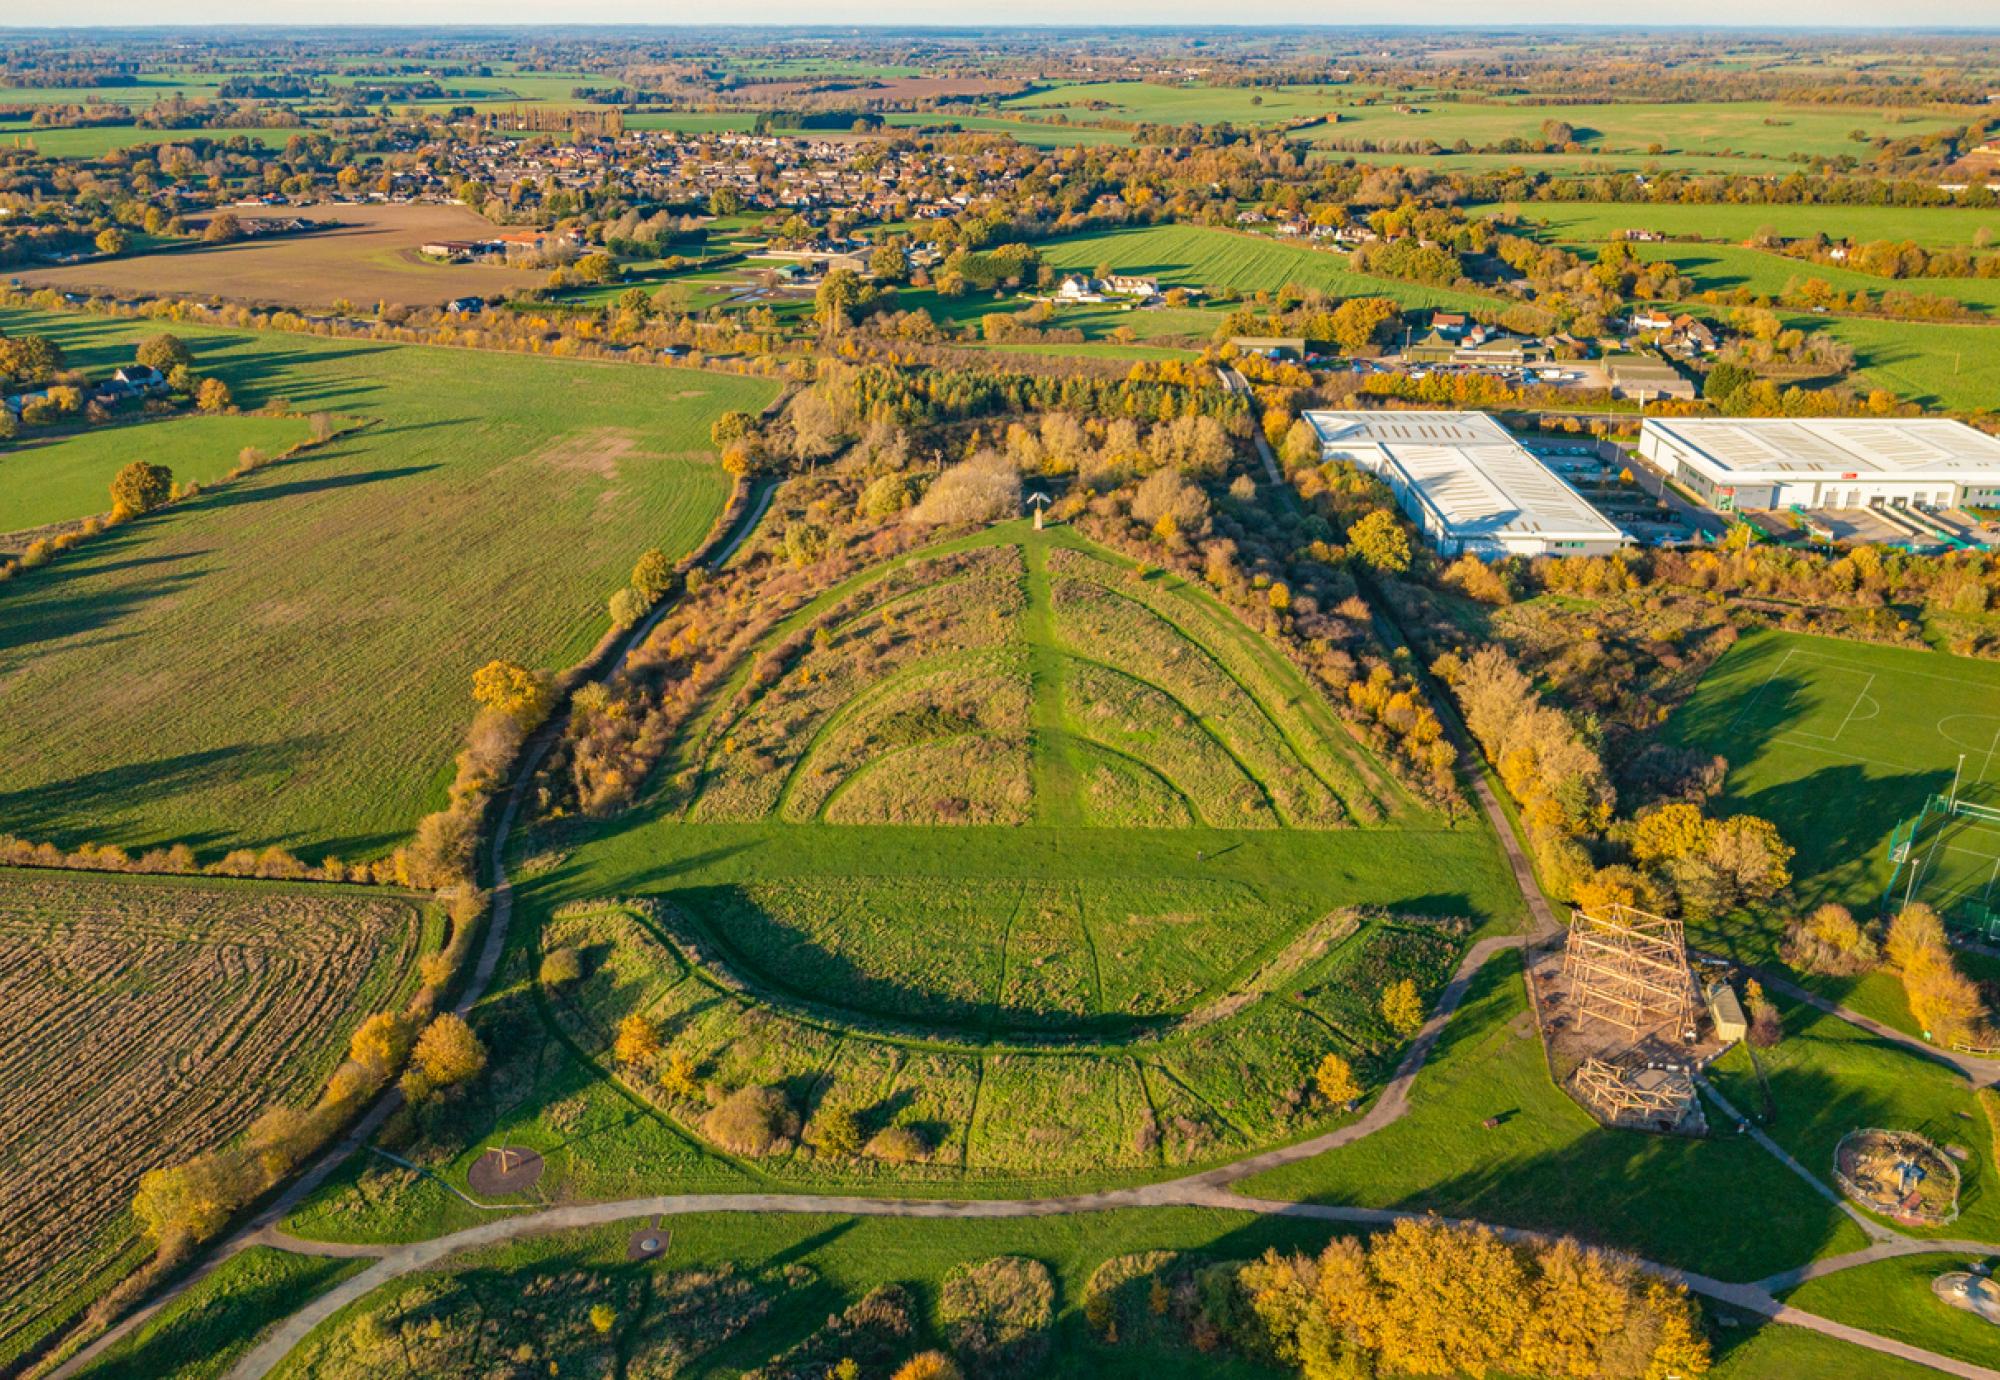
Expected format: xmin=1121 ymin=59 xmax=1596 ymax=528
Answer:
xmin=1236 ymin=1219 xmax=1709 ymax=1380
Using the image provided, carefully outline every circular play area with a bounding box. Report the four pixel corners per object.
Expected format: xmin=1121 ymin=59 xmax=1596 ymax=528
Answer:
xmin=1934 ymin=1271 xmax=2000 ymax=1326
xmin=467 ymin=1146 xmax=545 ymax=1196
xmin=1834 ymin=1129 xmax=1961 ymax=1226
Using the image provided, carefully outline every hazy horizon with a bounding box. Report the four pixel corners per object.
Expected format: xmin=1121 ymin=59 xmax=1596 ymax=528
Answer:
xmin=14 ymin=7 xmax=2000 ymax=31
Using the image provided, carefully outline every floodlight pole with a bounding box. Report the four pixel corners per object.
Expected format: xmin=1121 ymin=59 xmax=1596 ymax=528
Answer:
xmin=1952 ymin=754 xmax=1966 ymax=813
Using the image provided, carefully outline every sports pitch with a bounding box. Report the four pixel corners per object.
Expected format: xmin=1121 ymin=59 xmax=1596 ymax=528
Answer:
xmin=1668 ymin=630 xmax=2000 ymax=917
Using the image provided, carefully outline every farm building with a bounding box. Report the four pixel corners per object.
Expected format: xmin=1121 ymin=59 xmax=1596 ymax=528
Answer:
xmin=1604 ymin=354 xmax=1697 ymax=401
xmin=1638 ymin=418 xmax=2000 ymax=512
xmin=1303 ymin=410 xmax=1631 ymax=559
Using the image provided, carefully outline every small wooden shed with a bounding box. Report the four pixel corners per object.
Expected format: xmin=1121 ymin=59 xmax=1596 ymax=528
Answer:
xmin=1706 ymin=981 xmax=1748 ymax=1045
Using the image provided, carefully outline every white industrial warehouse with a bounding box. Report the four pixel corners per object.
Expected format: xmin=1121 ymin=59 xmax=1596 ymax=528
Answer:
xmin=1638 ymin=417 xmax=2000 ymax=512
xmin=1304 ymin=410 xmax=1631 ymax=559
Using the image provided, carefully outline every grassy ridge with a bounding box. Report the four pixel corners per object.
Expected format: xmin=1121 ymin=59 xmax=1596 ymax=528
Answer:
xmin=0 ymin=307 xmax=775 ymax=858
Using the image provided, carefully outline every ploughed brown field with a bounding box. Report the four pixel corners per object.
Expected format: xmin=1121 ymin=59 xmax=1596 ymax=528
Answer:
xmin=15 ymin=202 xmax=547 ymax=309
xmin=0 ymin=868 xmax=424 ymax=1358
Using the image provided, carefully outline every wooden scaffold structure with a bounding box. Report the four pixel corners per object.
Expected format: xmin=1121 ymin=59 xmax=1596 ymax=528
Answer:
xmin=1562 ymin=904 xmax=1699 ymax=1041
xmin=1569 ymin=1057 xmax=1702 ymax=1133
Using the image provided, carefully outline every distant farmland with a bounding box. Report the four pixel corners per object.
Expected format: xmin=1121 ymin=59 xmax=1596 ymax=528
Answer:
xmin=0 ymin=308 xmax=777 ymax=859
xmin=13 ymin=203 xmax=547 ymax=309
xmin=1034 ymin=224 xmax=1495 ymax=311
xmin=1481 ymin=200 xmax=2000 ymax=249
xmin=1003 ymin=83 xmax=1965 ymax=168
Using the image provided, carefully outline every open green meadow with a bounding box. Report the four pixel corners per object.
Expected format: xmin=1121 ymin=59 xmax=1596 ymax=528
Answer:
xmin=1333 ymin=150 xmax=1798 ymax=175
xmin=1483 ymin=200 xmax=2000 ymax=249
xmin=1235 ymin=953 xmax=1872 ymax=1282
xmin=151 ymin=1206 xmax=1963 ymax=1380
xmin=268 ymin=1210 xmax=1324 ymax=1380
xmin=1780 ymin=1253 xmax=2000 ymax=1371
xmin=883 ymin=112 xmax=1135 ymax=147
xmin=0 ymin=125 xmax=295 ymax=159
xmin=1033 ymin=224 xmax=1495 ymax=310
xmin=1709 ymin=1321 xmax=1974 ymax=1379
xmin=0 ymin=307 xmax=775 ymax=860
xmin=1666 ymin=630 xmax=2000 ymax=917
xmin=78 ymin=1248 xmax=366 ymax=1380
xmin=1706 ymin=991 xmax=2000 ymax=1245
xmin=1811 ymin=315 xmax=2000 ymax=412
xmin=622 ymin=111 xmax=764 ymax=135
xmin=0 ymin=413 xmax=313 ymax=536
xmin=1305 ymin=99 xmax=1965 ymax=164
xmin=1003 ymin=84 xmax=1966 ymax=167
xmin=1612 ymin=243 xmax=2000 ymax=316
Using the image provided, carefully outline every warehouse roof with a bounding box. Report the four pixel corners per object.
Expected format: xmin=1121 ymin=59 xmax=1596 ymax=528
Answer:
xmin=1642 ymin=418 xmax=2000 ymax=483
xmin=1305 ymin=410 xmax=1628 ymax=545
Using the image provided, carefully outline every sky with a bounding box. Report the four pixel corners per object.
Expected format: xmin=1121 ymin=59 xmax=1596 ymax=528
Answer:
xmin=24 ymin=4 xmax=2000 ymax=27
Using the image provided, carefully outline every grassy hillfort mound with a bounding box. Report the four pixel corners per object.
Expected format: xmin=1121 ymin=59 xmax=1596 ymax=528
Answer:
xmin=387 ymin=521 xmax=1528 ymax=1196
xmin=678 ymin=534 xmax=1391 ymax=832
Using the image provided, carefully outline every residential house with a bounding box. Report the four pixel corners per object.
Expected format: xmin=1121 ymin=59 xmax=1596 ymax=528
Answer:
xmin=1103 ymin=275 xmax=1161 ymax=299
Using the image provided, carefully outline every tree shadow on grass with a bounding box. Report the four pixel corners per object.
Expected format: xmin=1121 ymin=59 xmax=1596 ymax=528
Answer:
xmin=185 ymin=461 xmax=441 ymax=514
xmin=0 ymin=738 xmax=322 ymax=849
xmin=0 ymin=545 xmax=206 ymax=659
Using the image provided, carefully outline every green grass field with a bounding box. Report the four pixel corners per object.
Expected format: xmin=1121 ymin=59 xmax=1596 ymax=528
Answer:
xmin=1707 ymin=992 xmax=2000 ymax=1244
xmin=1003 ymin=84 xmax=1965 ymax=167
xmin=1483 ymin=200 xmax=2000 ymax=248
xmin=77 ymin=1248 xmax=365 ymax=1380
xmin=0 ymin=307 xmax=775 ymax=860
xmin=1667 ymin=630 xmax=2000 ymax=915
xmin=0 ymin=414 xmax=314 ymax=535
xmin=1780 ymin=1253 xmax=2000 ymax=1371
xmin=1032 ymin=224 xmax=1495 ymax=310
xmin=883 ymin=112 xmax=1135 ymax=147
xmin=1615 ymin=243 xmax=2000 ymax=316
xmin=1812 ymin=315 xmax=2000 ymax=412
xmin=1235 ymin=953 xmax=1870 ymax=1282
xmin=1709 ymin=1320 xmax=1973 ymax=1379
xmin=205 ymin=1206 xmax=1965 ymax=1380
xmin=0 ymin=125 xmax=295 ymax=159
